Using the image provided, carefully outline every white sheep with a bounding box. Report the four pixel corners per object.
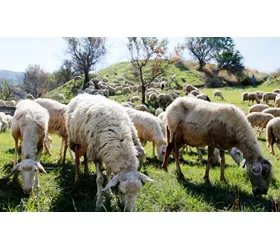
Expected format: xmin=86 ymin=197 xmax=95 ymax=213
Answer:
xmin=66 ymin=94 xmax=154 ymax=211
xmin=0 ymin=112 xmax=9 ymax=132
xmin=262 ymin=92 xmax=278 ymax=104
xmin=162 ymin=97 xmax=273 ymax=196
xmin=129 ymin=96 xmax=141 ymax=103
xmin=9 ymin=100 xmax=49 ymax=194
xmin=125 ymin=107 xmax=167 ymax=161
xmin=213 ymin=89 xmax=224 ymax=100
xmin=249 ymin=104 xmax=269 ymax=113
xmin=246 ymin=112 xmax=274 ymax=136
xmin=122 ymin=86 xmax=131 ymax=95
xmin=247 ymin=93 xmax=260 ymax=105
xmin=266 ymin=117 xmax=280 ymax=159
xmin=262 ymin=108 xmax=280 ymax=117
xmin=157 ymin=93 xmax=174 ymax=109
xmin=34 ymin=98 xmax=71 ymax=164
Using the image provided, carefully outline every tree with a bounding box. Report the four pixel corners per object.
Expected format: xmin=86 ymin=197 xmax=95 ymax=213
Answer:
xmin=0 ymin=79 xmax=16 ymax=100
xmin=20 ymin=64 xmax=49 ymax=98
xmin=64 ymin=37 xmax=107 ymax=89
xmin=127 ymin=37 xmax=182 ymax=104
xmin=185 ymin=37 xmax=233 ymax=69
xmin=215 ymin=49 xmax=244 ymax=72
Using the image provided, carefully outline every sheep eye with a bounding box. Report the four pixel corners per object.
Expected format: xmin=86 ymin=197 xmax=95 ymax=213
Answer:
xmin=34 ymin=168 xmax=37 ymax=172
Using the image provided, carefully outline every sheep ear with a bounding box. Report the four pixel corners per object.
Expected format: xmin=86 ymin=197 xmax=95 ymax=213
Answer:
xmin=139 ymin=173 xmax=156 ymax=183
xmin=35 ymin=162 xmax=47 ymax=174
xmin=12 ymin=163 xmax=21 ymax=172
xmin=103 ymin=174 xmax=119 ymax=191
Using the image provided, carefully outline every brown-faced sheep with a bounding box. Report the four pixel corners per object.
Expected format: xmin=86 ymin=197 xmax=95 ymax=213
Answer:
xmin=161 ymin=97 xmax=273 ymax=196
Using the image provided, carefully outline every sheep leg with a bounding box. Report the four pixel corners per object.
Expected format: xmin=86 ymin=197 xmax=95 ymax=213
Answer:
xmin=35 ymin=143 xmax=43 ymax=162
xmin=161 ymin=141 xmax=174 ymax=172
xmin=44 ymin=140 xmax=52 ymax=156
xmin=105 ymin=168 xmax=113 ymax=198
xmin=219 ymin=150 xmax=227 ymax=183
xmin=259 ymin=126 xmax=264 ymax=137
xmin=95 ymin=161 xmax=104 ymax=211
xmin=84 ymin=153 xmax=89 ymax=176
xmin=74 ymin=146 xmax=80 ymax=184
xmin=62 ymin=139 xmax=68 ymax=165
xmin=270 ymin=143 xmax=275 ymax=156
xmin=152 ymin=142 xmax=155 ymax=157
xmin=174 ymin=142 xmax=184 ymax=179
xmin=14 ymin=137 xmax=19 ymax=165
xmin=203 ymin=146 xmax=215 ymax=183
xmin=196 ymin=147 xmax=203 ymax=162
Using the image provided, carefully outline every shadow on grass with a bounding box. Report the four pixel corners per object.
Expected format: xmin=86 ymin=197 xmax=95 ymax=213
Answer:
xmin=176 ymin=175 xmax=274 ymax=212
xmin=49 ymin=162 xmax=115 ymax=212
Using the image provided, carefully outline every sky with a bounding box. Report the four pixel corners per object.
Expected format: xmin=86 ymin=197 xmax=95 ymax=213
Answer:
xmin=1 ymin=37 xmax=280 ymax=74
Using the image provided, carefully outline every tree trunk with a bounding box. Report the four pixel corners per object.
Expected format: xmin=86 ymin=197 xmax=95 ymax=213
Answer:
xmin=83 ymin=70 xmax=90 ymax=90
xmin=141 ymin=84 xmax=146 ymax=104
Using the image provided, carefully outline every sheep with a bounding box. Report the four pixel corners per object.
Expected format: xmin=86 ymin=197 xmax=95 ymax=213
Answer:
xmin=262 ymin=108 xmax=280 ymax=117
xmin=161 ymin=97 xmax=273 ymax=196
xmin=249 ymin=104 xmax=270 ymax=113
xmin=183 ymin=84 xmax=197 ymax=94
xmin=0 ymin=100 xmax=7 ymax=106
xmin=25 ymin=94 xmax=35 ymax=100
xmin=255 ymin=91 xmax=264 ymax=99
xmin=196 ymin=93 xmax=211 ymax=102
xmin=246 ymin=112 xmax=274 ymax=136
xmin=266 ymin=117 xmax=280 ymax=159
xmin=129 ymin=96 xmax=141 ymax=103
xmin=9 ymin=100 xmax=49 ymax=194
xmin=122 ymin=87 xmax=131 ymax=95
xmin=241 ymin=92 xmax=248 ymax=104
xmin=5 ymin=114 xmax=13 ymax=129
xmin=121 ymin=102 xmax=136 ymax=108
xmin=34 ymin=98 xmax=71 ymax=164
xmin=171 ymin=74 xmax=177 ymax=80
xmin=189 ymin=89 xmax=201 ymax=97
xmin=125 ymin=107 xmax=167 ymax=162
xmin=148 ymin=92 xmax=158 ymax=103
xmin=273 ymin=89 xmax=280 ymax=94
xmin=262 ymin=92 xmax=278 ymax=104
xmin=247 ymin=93 xmax=260 ymax=104
xmin=155 ymin=108 xmax=164 ymax=117
xmin=0 ymin=112 xmax=9 ymax=132
xmin=66 ymin=94 xmax=154 ymax=211
xmin=57 ymin=93 xmax=66 ymax=103
xmin=213 ymin=89 xmax=224 ymax=100
xmin=157 ymin=93 xmax=174 ymax=109
xmin=274 ymin=94 xmax=280 ymax=107
xmin=9 ymin=100 xmax=17 ymax=106
xmin=135 ymin=104 xmax=152 ymax=113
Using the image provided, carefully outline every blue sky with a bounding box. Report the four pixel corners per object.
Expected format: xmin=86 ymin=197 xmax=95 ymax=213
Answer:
xmin=0 ymin=37 xmax=279 ymax=74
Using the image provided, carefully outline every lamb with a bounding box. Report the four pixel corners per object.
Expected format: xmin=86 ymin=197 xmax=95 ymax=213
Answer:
xmin=246 ymin=112 xmax=274 ymax=136
xmin=262 ymin=92 xmax=278 ymax=104
xmin=266 ymin=117 xmax=280 ymax=159
xmin=125 ymin=107 xmax=167 ymax=161
xmin=34 ymin=98 xmax=71 ymax=164
xmin=161 ymin=97 xmax=273 ymax=196
xmin=249 ymin=104 xmax=270 ymax=113
xmin=8 ymin=100 xmax=49 ymax=194
xmin=262 ymin=108 xmax=280 ymax=117
xmin=213 ymin=89 xmax=224 ymax=100
xmin=66 ymin=94 xmax=154 ymax=211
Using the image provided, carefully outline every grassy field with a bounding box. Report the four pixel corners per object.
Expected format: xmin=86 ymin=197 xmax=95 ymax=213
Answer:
xmin=1 ymin=81 xmax=280 ymax=212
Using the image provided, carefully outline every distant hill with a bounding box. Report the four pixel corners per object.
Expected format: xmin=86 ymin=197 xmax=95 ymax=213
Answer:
xmin=0 ymin=70 xmax=23 ymax=83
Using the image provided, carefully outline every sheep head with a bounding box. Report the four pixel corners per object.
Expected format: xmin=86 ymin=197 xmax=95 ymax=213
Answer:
xmin=103 ymin=168 xmax=155 ymax=211
xmin=157 ymin=144 xmax=167 ymax=162
xmin=12 ymin=159 xmax=47 ymax=194
xmin=244 ymin=157 xmax=272 ymax=196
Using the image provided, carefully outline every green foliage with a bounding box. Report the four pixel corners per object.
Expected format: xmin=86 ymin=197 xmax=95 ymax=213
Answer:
xmin=0 ymin=79 xmax=16 ymax=100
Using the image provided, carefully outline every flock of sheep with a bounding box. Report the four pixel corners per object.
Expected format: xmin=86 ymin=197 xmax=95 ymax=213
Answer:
xmin=0 ymin=76 xmax=279 ymax=211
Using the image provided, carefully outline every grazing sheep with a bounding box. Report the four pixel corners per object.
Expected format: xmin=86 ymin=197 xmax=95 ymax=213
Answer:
xmin=129 ymin=96 xmax=141 ymax=103
xmin=213 ymin=90 xmax=224 ymax=100
xmin=249 ymin=104 xmax=270 ymax=113
xmin=125 ymin=107 xmax=167 ymax=161
xmin=255 ymin=91 xmax=264 ymax=99
xmin=273 ymin=89 xmax=280 ymax=94
xmin=183 ymin=84 xmax=197 ymax=94
xmin=246 ymin=112 xmax=274 ymax=136
xmin=67 ymin=94 xmax=154 ymax=211
xmin=135 ymin=104 xmax=152 ymax=113
xmin=189 ymin=89 xmax=201 ymax=97
xmin=34 ymin=98 xmax=70 ymax=164
xmin=247 ymin=93 xmax=260 ymax=104
xmin=262 ymin=92 xmax=278 ymax=104
xmin=9 ymin=100 xmax=49 ymax=194
xmin=122 ymin=87 xmax=131 ymax=95
xmin=196 ymin=94 xmax=211 ymax=102
xmin=161 ymin=97 xmax=272 ymax=196
xmin=262 ymin=108 xmax=280 ymax=117
xmin=148 ymin=92 xmax=158 ymax=103
xmin=266 ymin=117 xmax=280 ymax=159
xmin=157 ymin=93 xmax=174 ymax=109
xmin=241 ymin=92 xmax=248 ymax=104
